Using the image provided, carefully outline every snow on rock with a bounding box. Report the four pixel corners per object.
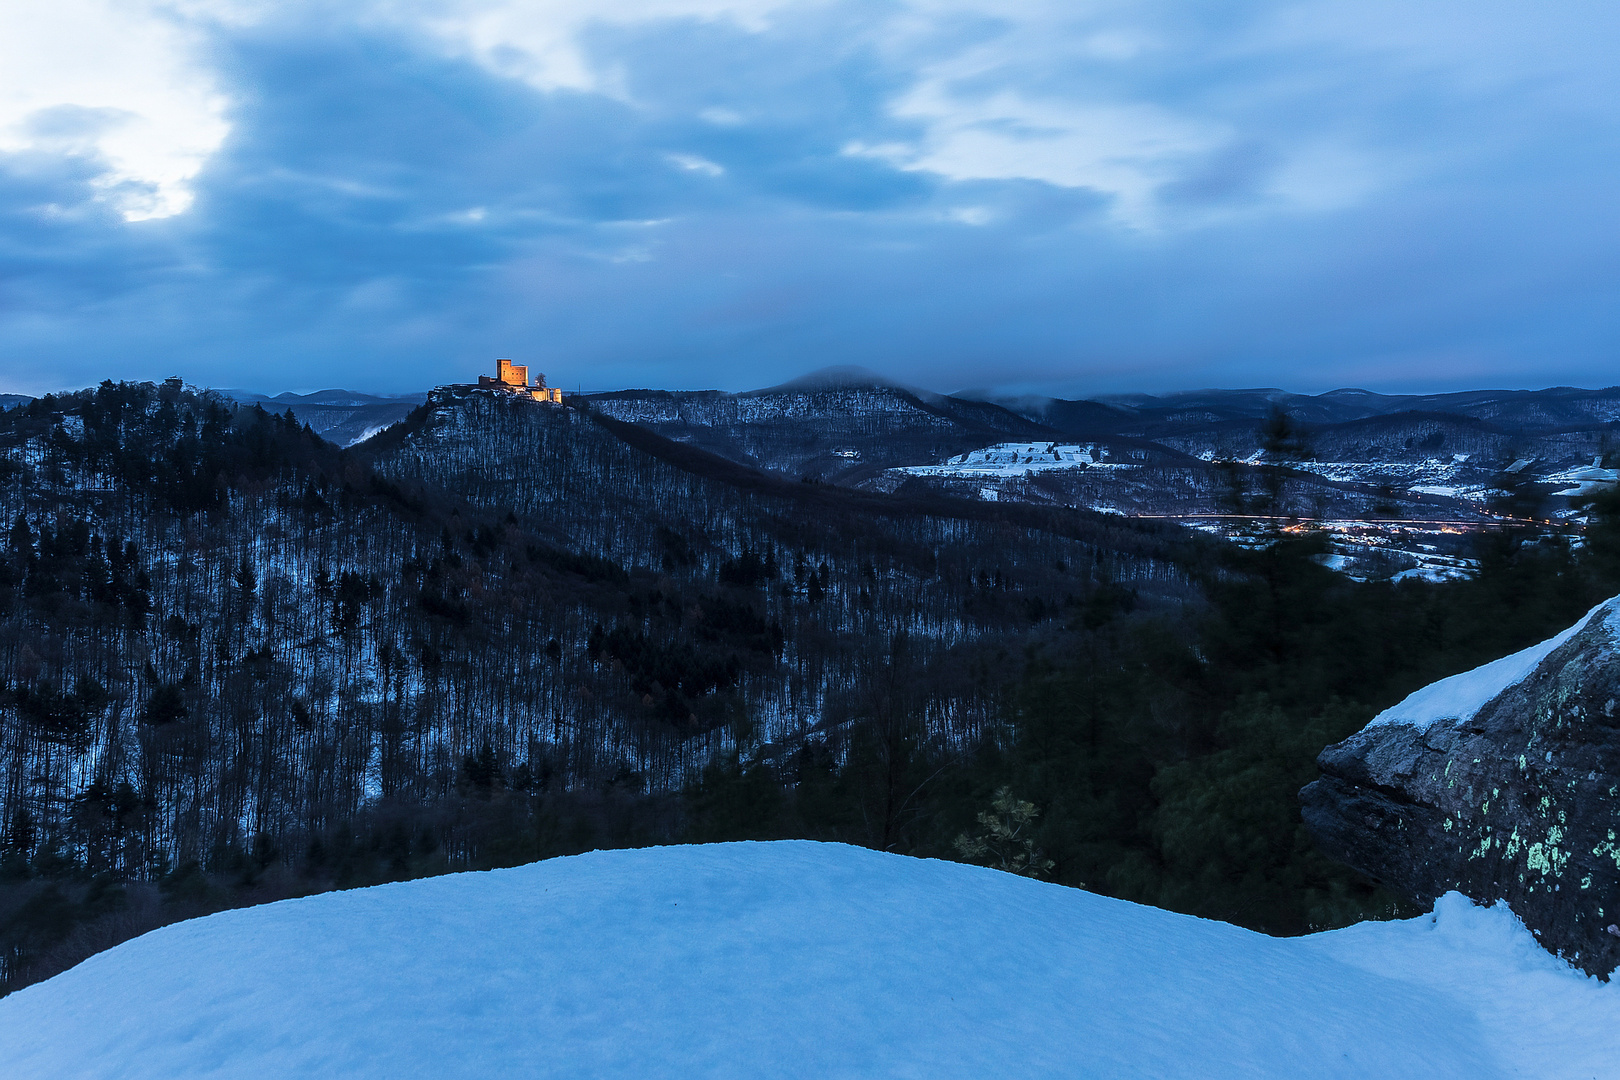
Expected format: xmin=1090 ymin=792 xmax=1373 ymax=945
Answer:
xmin=2 ymin=841 xmax=1615 ymax=1079
xmin=1364 ymin=596 xmax=1618 ymax=731
xmin=1304 ymin=595 xmax=1620 ymax=977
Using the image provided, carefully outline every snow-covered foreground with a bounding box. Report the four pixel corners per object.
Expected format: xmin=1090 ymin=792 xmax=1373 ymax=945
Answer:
xmin=2 ymin=842 xmax=1615 ymax=1079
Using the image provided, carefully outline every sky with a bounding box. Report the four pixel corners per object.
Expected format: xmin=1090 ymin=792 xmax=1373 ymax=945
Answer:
xmin=2 ymin=1 xmax=1620 ymax=398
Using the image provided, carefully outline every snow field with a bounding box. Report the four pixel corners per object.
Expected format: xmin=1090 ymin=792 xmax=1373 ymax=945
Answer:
xmin=1 ymin=841 xmax=1615 ymax=1079
xmin=900 ymin=442 xmax=1135 ymax=479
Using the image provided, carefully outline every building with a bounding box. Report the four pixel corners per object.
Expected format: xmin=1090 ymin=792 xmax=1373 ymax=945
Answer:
xmin=478 ymin=359 xmax=563 ymax=403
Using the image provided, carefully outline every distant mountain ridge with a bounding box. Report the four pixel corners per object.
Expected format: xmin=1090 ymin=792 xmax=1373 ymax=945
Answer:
xmin=567 ymin=374 xmax=1617 ymax=527
xmin=219 ymin=388 xmax=426 ymax=446
xmin=206 ymin=372 xmax=1620 ymax=504
xmin=1053 ymin=385 xmax=1620 ymax=434
xmin=582 ymin=381 xmax=1062 ymax=482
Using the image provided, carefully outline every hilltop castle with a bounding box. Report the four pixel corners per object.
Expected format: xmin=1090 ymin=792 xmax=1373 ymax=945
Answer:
xmin=478 ymin=359 xmax=563 ymax=403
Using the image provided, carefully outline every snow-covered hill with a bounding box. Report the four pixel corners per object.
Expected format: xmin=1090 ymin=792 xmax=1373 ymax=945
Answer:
xmin=582 ymin=384 xmax=1050 ymax=480
xmin=898 ymin=441 xmax=1141 ymax=478
xmin=1 ymin=842 xmax=1615 ymax=1079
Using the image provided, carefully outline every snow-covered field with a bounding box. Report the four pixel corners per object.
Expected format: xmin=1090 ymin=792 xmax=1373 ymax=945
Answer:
xmin=1293 ymin=456 xmax=1489 ymax=500
xmin=899 ymin=442 xmax=1139 ymax=479
xmin=2 ymin=842 xmax=1615 ymax=1079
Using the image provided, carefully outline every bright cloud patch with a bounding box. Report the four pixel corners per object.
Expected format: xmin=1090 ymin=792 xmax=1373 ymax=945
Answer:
xmin=417 ymin=0 xmax=810 ymax=95
xmin=855 ymin=89 xmax=1224 ymax=228
xmin=667 ymin=152 xmax=724 ymax=176
xmin=0 ymin=0 xmax=229 ymax=220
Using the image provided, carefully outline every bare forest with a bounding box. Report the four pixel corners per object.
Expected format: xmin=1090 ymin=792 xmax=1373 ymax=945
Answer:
xmin=0 ymin=381 xmax=1195 ymax=991
xmin=9 ymin=380 xmax=1615 ymax=998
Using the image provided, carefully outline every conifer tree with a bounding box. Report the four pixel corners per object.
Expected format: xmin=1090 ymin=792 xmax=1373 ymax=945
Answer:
xmin=954 ymin=788 xmax=1054 ymax=878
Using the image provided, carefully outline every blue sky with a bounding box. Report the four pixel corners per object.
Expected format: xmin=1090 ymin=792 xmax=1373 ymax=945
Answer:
xmin=3 ymin=1 xmax=1620 ymax=398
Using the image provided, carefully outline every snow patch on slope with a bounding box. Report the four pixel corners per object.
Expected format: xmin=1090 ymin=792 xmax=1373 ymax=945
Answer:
xmin=902 ymin=442 xmax=1139 ymax=479
xmin=1365 ymin=596 xmax=1619 ymax=731
xmin=2 ymin=842 xmax=1616 ymax=1079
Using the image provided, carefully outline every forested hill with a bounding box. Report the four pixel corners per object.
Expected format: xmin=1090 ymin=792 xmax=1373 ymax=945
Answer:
xmin=582 ymin=383 xmax=1060 ymax=481
xmin=0 ymin=381 xmax=1194 ymax=993
xmin=6 ymin=380 xmax=1617 ymax=1001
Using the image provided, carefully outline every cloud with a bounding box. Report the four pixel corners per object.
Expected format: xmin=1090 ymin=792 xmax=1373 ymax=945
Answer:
xmin=851 ymin=91 xmax=1223 ymax=229
xmin=3 ymin=0 xmax=1620 ymax=397
xmin=407 ymin=0 xmax=817 ymax=95
xmin=666 ymin=152 xmax=724 ymax=176
xmin=0 ymin=0 xmax=230 ymax=220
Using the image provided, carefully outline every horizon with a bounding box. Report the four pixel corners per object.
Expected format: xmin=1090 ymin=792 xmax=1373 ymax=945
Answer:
xmin=16 ymin=366 xmax=1620 ymax=404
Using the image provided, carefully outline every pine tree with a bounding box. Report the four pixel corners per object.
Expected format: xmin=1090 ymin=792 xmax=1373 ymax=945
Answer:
xmin=954 ymin=788 xmax=1054 ymax=877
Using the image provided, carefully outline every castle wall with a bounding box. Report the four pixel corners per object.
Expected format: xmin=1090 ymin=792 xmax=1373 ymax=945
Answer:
xmin=482 ymin=361 xmax=559 ymax=402
xmin=496 ymin=359 xmax=529 ymax=387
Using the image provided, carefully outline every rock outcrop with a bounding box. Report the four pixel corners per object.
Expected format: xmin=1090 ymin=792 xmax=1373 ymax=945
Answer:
xmin=1301 ymin=597 xmax=1620 ymax=977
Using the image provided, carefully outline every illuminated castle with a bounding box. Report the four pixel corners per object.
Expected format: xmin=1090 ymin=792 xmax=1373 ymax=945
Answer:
xmin=478 ymin=359 xmax=563 ymax=403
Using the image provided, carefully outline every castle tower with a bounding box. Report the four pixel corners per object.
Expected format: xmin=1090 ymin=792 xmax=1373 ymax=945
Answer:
xmin=496 ymin=358 xmax=529 ymax=388
xmin=479 ymin=359 xmax=561 ymax=402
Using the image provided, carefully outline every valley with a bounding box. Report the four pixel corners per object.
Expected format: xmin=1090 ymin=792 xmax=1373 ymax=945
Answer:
xmin=565 ymin=371 xmax=1618 ymax=583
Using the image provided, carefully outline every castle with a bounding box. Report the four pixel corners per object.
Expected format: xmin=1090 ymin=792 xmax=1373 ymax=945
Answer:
xmin=478 ymin=359 xmax=563 ymax=403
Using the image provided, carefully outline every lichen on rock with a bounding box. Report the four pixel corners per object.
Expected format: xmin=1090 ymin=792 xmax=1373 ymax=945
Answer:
xmin=1301 ymin=596 xmax=1620 ymax=977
